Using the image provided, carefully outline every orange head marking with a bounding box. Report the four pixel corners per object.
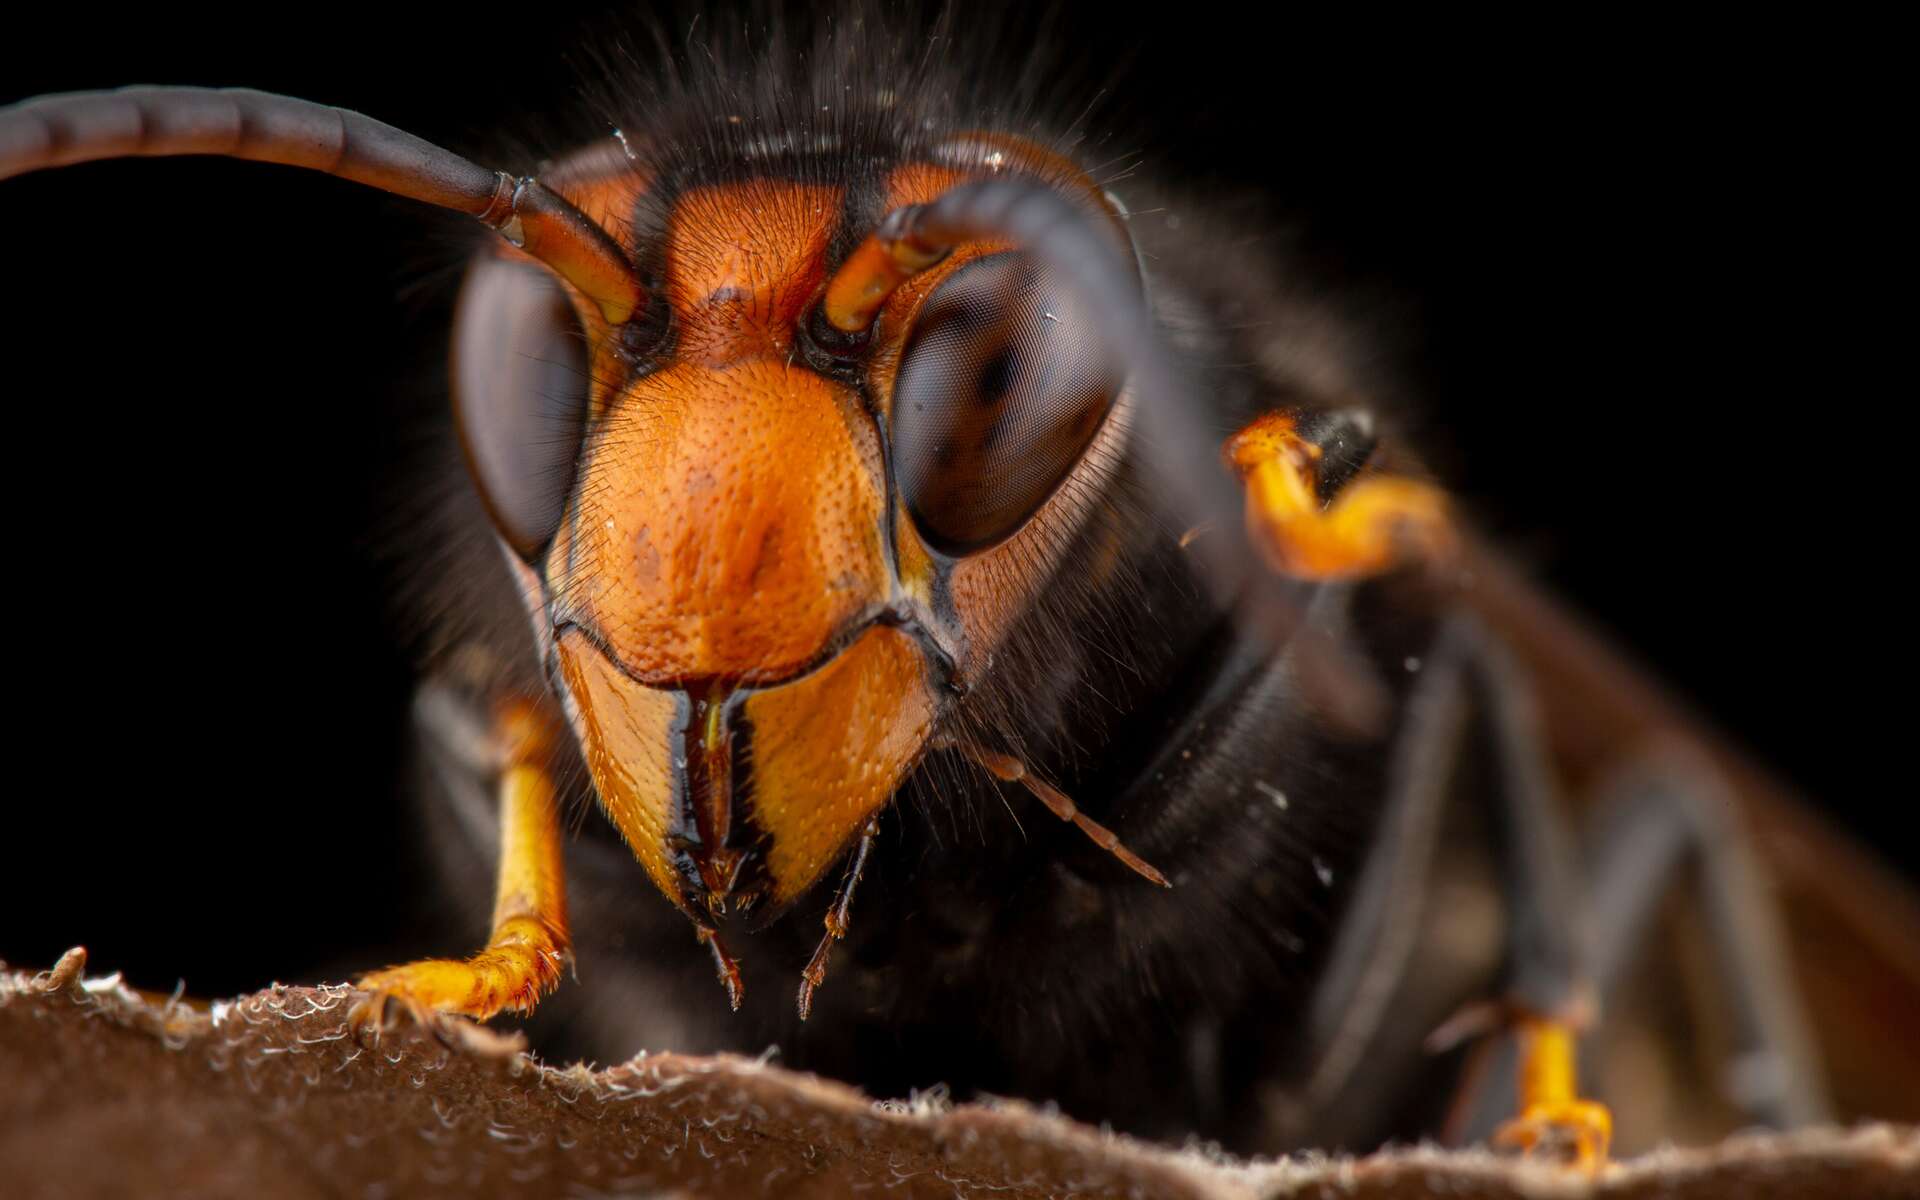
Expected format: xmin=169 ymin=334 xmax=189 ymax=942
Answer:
xmin=539 ymin=176 xmax=936 ymax=926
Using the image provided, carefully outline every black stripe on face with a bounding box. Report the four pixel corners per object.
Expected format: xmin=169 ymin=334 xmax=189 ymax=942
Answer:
xmin=827 ymin=161 xmax=892 ymax=280
xmin=663 ymin=683 xmax=779 ymax=922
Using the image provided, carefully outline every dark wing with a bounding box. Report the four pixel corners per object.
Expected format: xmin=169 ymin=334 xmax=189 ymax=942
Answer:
xmin=1458 ymin=537 xmax=1920 ymax=1132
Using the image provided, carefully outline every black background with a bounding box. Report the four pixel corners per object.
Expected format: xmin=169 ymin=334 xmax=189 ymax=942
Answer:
xmin=1 ymin=6 xmax=1902 ymax=998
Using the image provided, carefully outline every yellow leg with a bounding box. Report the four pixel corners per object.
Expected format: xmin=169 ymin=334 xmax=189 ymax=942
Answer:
xmin=352 ymin=698 xmax=571 ymax=1031
xmin=1492 ymin=1016 xmax=1613 ymax=1171
xmin=1224 ymin=412 xmax=1454 ymax=580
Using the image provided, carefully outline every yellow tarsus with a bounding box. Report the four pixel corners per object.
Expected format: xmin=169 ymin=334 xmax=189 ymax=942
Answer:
xmin=351 ymin=700 xmax=572 ymax=1032
xmin=1224 ymin=413 xmax=1454 ymax=580
xmin=1493 ymin=1017 xmax=1614 ymax=1172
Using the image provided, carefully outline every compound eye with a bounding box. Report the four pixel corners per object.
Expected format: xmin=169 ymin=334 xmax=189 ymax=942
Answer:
xmin=890 ymin=252 xmax=1119 ymax=555
xmin=452 ymin=256 xmax=591 ymax=563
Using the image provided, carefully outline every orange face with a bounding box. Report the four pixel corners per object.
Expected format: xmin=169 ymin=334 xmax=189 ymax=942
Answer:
xmin=459 ymin=136 xmax=1130 ymax=934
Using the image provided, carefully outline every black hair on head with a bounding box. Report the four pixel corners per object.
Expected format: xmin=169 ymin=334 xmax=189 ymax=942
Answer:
xmin=546 ymin=3 xmax=1128 ymax=195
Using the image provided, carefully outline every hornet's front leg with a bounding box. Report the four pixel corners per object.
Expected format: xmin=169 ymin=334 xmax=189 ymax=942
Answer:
xmin=1225 ymin=409 xmax=1455 ymax=580
xmin=351 ymin=696 xmax=571 ymax=1034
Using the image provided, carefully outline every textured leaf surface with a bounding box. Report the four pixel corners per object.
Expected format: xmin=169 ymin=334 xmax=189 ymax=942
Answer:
xmin=2 ymin=957 xmax=1914 ymax=1199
